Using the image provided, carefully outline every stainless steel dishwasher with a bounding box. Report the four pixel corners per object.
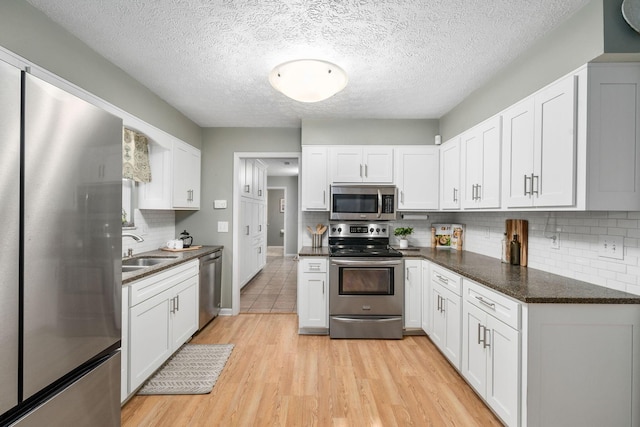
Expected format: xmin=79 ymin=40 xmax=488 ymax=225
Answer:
xmin=199 ymin=249 xmax=222 ymax=330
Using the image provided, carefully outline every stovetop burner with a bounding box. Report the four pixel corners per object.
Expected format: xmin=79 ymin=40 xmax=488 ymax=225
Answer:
xmin=328 ymin=223 xmax=403 ymax=258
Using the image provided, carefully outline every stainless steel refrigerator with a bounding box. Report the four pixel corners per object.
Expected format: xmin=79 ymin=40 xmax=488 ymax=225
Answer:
xmin=0 ymin=59 xmax=122 ymax=426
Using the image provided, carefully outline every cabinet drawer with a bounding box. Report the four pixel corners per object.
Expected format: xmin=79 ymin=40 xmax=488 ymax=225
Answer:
xmin=431 ymin=265 xmax=461 ymax=296
xmin=463 ymin=278 xmax=521 ymax=330
xmin=129 ymin=260 xmax=199 ymax=306
xmin=301 ymin=257 xmax=327 ymax=273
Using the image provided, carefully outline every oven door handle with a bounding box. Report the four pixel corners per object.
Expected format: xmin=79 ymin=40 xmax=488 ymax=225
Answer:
xmin=331 ymin=259 xmax=402 ymax=267
xmin=377 ymin=189 xmax=382 ymax=218
xmin=331 ymin=316 xmax=400 ymax=323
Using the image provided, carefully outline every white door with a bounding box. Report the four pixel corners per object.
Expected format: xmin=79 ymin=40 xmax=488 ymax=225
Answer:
xmin=430 ymin=285 xmax=446 ymax=350
xmin=486 ymin=316 xmax=520 ymax=427
xmin=440 ymin=138 xmax=461 ymax=210
xmin=462 ymin=302 xmax=487 ymax=396
xmin=442 ymin=287 xmax=462 ymax=369
xmin=397 ymin=147 xmax=439 ymax=210
xmin=502 ymin=98 xmax=535 ymax=207
xmin=404 ymin=260 xmax=422 ymax=328
xmin=534 ymin=75 xmax=577 ymax=207
xmin=478 ymin=116 xmax=502 ymax=209
xmin=301 ymin=146 xmax=329 ymax=210
xmin=461 ymin=130 xmax=482 ymax=208
xmin=421 ymin=260 xmax=431 ymax=334
xmin=299 ymin=272 xmax=328 ymax=328
xmin=363 ymin=147 xmax=394 ymax=182
xmin=330 ymin=147 xmax=363 ymax=182
xmin=171 ymin=278 xmax=199 ymax=350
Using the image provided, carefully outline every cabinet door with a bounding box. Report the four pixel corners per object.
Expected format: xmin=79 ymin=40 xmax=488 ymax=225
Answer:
xmin=486 ymin=316 xmax=520 ymax=427
xmin=171 ymin=276 xmax=199 ymax=350
xmin=502 ymin=98 xmax=535 ymax=208
xmin=397 ymin=146 xmax=439 ymax=210
xmin=298 ymin=270 xmax=328 ymax=328
xmin=440 ymin=138 xmax=461 ymax=210
xmin=301 ymin=146 xmax=329 ymax=210
xmin=421 ymin=261 xmax=431 ymax=334
xmin=462 ymin=302 xmax=487 ymax=396
xmin=239 ymin=199 xmax=252 ymax=286
xmin=404 ymin=260 xmax=422 ymax=328
xmin=172 ymin=142 xmax=201 ymax=209
xmin=254 ymin=160 xmax=266 ymax=200
xmin=460 ymin=130 xmax=483 ymax=208
xmin=533 ymin=75 xmax=577 ymax=207
xmin=363 ymin=147 xmax=394 ymax=183
xmin=442 ymin=287 xmax=462 ymax=370
xmin=477 ymin=116 xmax=502 ymax=209
xmin=241 ymin=159 xmax=254 ymax=196
xmin=121 ymin=289 xmax=129 ymax=402
xmin=138 ymin=141 xmax=172 ymax=209
xmin=430 ymin=285 xmax=446 ymax=352
xmin=330 ymin=147 xmax=363 ymax=182
xmin=129 ymin=290 xmax=172 ymax=390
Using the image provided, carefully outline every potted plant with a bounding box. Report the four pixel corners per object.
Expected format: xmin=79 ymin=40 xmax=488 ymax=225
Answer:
xmin=394 ymin=226 xmax=414 ymax=249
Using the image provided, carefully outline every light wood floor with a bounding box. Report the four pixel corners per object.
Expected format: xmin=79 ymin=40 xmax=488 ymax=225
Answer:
xmin=121 ymin=314 xmax=502 ymax=427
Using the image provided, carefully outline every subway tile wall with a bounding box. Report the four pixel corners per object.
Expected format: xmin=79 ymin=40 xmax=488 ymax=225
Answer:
xmin=122 ymin=209 xmax=176 ymax=256
xmin=306 ymin=210 xmax=640 ymax=296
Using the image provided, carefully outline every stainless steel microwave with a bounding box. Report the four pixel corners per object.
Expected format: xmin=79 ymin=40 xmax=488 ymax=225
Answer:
xmin=330 ymin=185 xmax=397 ymax=221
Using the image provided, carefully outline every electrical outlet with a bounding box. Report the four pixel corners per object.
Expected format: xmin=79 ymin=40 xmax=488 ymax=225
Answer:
xmin=550 ymin=234 xmax=560 ymax=249
xmin=217 ymin=221 xmax=229 ymax=232
xmin=598 ymin=235 xmax=624 ymax=260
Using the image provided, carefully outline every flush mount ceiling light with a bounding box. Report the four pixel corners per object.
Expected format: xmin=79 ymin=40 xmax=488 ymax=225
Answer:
xmin=269 ymin=59 xmax=348 ymax=103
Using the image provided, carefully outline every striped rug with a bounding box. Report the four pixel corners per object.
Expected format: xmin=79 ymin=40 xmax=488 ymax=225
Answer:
xmin=137 ymin=343 xmax=234 ymax=395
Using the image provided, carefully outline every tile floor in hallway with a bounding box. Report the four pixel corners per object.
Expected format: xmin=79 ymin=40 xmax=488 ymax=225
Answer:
xmin=240 ymin=247 xmax=297 ymax=313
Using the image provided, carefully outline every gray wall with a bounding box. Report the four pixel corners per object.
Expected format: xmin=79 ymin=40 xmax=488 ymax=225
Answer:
xmin=603 ymin=0 xmax=640 ymax=54
xmin=302 ymin=118 xmax=440 ymax=145
xmin=439 ymin=0 xmax=605 ymax=140
xmin=266 ymin=189 xmax=285 ymax=247
xmin=175 ymin=127 xmax=301 ymax=308
xmin=0 ymin=0 xmax=201 ymax=148
xmin=267 ymin=176 xmax=299 ymax=255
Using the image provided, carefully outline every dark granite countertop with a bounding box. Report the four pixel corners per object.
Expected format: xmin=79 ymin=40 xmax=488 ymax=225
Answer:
xmin=299 ymin=246 xmax=330 ymax=257
xmin=398 ymin=247 xmax=640 ymax=304
xmin=297 ymin=245 xmax=640 ymax=304
xmin=122 ymin=245 xmax=223 ymax=285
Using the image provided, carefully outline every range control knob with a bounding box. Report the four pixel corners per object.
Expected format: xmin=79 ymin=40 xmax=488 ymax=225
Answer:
xmin=337 ymin=228 xmax=342 ymax=233
xmin=376 ymin=228 xmax=380 ymax=232
xmin=331 ymin=227 xmax=337 ymax=232
xmin=370 ymin=228 xmax=374 ymax=233
xmin=382 ymin=228 xmax=386 ymax=233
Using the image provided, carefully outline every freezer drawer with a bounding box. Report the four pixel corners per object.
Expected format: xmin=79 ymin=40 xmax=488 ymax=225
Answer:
xmin=11 ymin=352 xmax=121 ymax=427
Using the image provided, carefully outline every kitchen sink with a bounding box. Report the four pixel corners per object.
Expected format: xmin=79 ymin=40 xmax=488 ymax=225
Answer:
xmin=122 ymin=256 xmax=178 ymax=267
xmin=122 ymin=265 xmax=147 ymax=273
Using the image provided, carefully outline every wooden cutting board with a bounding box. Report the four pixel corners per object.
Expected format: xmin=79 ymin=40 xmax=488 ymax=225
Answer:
xmin=505 ymin=220 xmax=528 ymax=266
xmin=160 ymin=245 xmax=203 ymax=252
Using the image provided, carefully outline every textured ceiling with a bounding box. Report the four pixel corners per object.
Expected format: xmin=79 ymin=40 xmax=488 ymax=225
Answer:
xmin=26 ymin=0 xmax=590 ymax=128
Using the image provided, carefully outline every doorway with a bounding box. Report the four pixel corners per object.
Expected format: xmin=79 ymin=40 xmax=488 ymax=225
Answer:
xmin=267 ymin=188 xmax=285 ymax=257
xmin=233 ymin=153 xmax=300 ymax=315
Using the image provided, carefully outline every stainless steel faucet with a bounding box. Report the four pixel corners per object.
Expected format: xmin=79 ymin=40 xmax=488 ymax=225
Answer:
xmin=122 ymin=232 xmax=144 ymax=242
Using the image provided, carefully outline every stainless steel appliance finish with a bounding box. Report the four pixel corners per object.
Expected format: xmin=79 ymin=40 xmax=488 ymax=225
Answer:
xmin=0 ymin=58 xmax=21 ymax=416
xmin=199 ymin=249 xmax=223 ymax=330
xmin=329 ymin=223 xmax=404 ymax=339
xmin=1 ymin=62 xmax=122 ymax=426
xmin=330 ymin=185 xmax=397 ymax=221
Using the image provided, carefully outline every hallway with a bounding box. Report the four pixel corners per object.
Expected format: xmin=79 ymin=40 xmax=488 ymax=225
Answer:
xmin=240 ymin=247 xmax=297 ymax=313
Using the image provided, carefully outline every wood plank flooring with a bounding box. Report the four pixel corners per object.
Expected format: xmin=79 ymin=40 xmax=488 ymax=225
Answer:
xmin=121 ymin=314 xmax=502 ymax=426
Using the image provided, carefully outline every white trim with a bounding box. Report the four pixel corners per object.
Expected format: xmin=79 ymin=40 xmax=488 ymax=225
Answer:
xmin=232 ymin=152 xmax=301 ymax=316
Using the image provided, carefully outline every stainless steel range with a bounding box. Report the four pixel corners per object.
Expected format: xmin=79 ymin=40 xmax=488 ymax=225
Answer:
xmin=329 ymin=223 xmax=404 ymax=339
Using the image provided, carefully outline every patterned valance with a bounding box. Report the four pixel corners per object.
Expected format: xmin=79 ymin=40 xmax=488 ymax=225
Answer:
xmin=123 ymin=128 xmax=151 ymax=183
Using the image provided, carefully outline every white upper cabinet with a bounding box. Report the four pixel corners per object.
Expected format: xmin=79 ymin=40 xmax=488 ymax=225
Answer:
xmin=460 ymin=116 xmax=501 ymax=209
xmin=395 ymin=146 xmax=439 ymax=211
xmin=240 ymin=159 xmax=267 ymax=201
xmin=301 ymin=146 xmax=329 ymax=211
xmin=502 ymin=75 xmax=577 ymax=208
xmin=330 ymin=146 xmax=393 ymax=183
xmin=440 ymin=137 xmax=461 ymax=210
xmin=138 ymin=138 xmax=201 ymax=210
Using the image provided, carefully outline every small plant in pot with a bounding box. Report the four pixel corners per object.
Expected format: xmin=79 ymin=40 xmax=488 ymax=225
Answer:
xmin=394 ymin=227 xmax=414 ymax=249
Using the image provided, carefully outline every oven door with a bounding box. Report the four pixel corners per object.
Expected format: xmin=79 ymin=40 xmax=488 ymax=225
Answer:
xmin=329 ymin=258 xmax=404 ymax=316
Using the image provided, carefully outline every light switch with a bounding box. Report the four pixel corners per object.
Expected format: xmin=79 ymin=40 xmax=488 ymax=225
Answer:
xmin=214 ymin=200 xmax=227 ymax=209
xmin=217 ymin=221 xmax=229 ymax=232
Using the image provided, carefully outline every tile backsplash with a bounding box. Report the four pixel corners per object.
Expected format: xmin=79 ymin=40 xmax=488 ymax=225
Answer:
xmin=303 ymin=210 xmax=640 ymax=296
xmin=122 ymin=209 xmax=176 ymax=256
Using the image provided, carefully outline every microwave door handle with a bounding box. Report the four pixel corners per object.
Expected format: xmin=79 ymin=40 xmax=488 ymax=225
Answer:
xmin=377 ymin=189 xmax=382 ymax=218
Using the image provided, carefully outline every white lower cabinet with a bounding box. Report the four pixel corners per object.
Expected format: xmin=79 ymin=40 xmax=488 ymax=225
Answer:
xmin=420 ymin=260 xmax=431 ymax=334
xmin=126 ymin=261 xmax=199 ymax=394
xmin=404 ymin=259 xmax=422 ymax=329
xmin=462 ymin=279 xmax=520 ymax=427
xmin=429 ymin=265 xmax=462 ymax=370
xmin=121 ymin=288 xmax=129 ymax=404
xmin=297 ymin=257 xmax=328 ymax=332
